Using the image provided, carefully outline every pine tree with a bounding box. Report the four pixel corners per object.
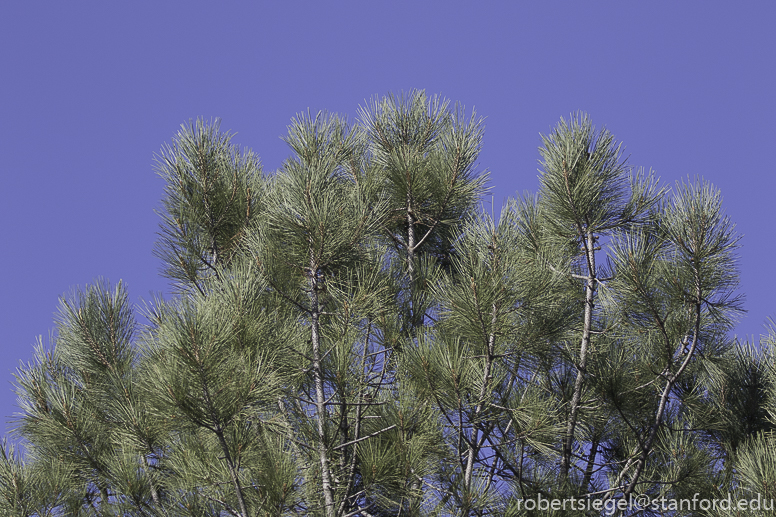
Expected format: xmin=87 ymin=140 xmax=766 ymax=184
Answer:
xmin=358 ymin=90 xmax=488 ymax=333
xmin=243 ymin=110 xmax=398 ymax=516
xmin=2 ymin=97 xmax=766 ymax=517
xmin=154 ymin=118 xmax=264 ymax=294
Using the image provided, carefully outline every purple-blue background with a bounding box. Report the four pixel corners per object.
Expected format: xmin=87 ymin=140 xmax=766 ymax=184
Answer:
xmin=1 ymin=3 xmax=774 ymax=435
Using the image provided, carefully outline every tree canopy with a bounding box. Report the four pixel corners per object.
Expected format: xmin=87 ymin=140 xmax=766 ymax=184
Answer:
xmin=4 ymin=91 xmax=776 ymax=517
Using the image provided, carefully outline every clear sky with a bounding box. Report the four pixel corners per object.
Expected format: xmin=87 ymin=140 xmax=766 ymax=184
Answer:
xmin=1 ymin=2 xmax=774 ymax=435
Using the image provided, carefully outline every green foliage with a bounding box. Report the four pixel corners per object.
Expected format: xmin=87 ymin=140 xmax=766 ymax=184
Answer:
xmin=5 ymin=94 xmax=771 ymax=517
xmin=155 ymin=118 xmax=265 ymax=294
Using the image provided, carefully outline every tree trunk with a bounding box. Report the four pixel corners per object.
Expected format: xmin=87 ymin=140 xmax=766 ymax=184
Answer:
xmin=622 ymin=279 xmax=703 ymax=498
xmin=560 ymin=230 xmax=596 ymax=483
xmin=464 ymin=304 xmax=497 ymax=491
xmin=310 ymin=253 xmax=336 ymax=517
xmin=214 ymin=428 xmax=249 ymax=517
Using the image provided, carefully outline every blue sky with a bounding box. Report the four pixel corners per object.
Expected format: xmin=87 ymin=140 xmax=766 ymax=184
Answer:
xmin=1 ymin=2 xmax=774 ymax=434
